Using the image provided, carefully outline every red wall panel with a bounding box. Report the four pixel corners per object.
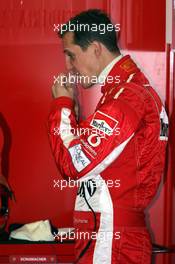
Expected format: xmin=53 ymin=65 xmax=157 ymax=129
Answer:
xmin=0 ymin=43 xmax=76 ymax=227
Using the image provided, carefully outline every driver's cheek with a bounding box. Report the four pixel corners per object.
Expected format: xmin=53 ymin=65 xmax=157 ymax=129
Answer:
xmin=72 ymin=61 xmax=81 ymax=75
xmin=65 ymin=56 xmax=73 ymax=71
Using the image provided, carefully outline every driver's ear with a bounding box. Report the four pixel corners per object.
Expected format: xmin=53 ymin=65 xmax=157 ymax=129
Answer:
xmin=92 ymin=41 xmax=102 ymax=58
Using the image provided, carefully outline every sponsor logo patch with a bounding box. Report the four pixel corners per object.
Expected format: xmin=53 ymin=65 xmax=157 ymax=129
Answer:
xmin=68 ymin=144 xmax=91 ymax=172
xmin=80 ymin=139 xmax=97 ymax=157
xmin=120 ymin=59 xmax=136 ymax=72
xmin=90 ymin=110 xmax=118 ymax=136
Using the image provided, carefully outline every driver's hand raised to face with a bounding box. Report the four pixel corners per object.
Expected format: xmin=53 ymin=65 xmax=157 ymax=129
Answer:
xmin=52 ymin=72 xmax=79 ymax=120
xmin=52 ymin=73 xmax=74 ymax=99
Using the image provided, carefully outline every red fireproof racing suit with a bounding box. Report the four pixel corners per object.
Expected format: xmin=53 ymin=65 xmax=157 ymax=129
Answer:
xmin=48 ymin=55 xmax=168 ymax=264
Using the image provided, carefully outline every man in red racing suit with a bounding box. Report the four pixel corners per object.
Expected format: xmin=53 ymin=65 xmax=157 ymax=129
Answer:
xmin=48 ymin=10 xmax=168 ymax=264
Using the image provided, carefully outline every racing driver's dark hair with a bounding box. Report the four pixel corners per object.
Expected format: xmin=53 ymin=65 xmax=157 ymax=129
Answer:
xmin=59 ymin=9 xmax=120 ymax=54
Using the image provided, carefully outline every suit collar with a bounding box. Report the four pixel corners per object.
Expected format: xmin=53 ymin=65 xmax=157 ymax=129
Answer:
xmin=100 ymin=55 xmax=140 ymax=94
